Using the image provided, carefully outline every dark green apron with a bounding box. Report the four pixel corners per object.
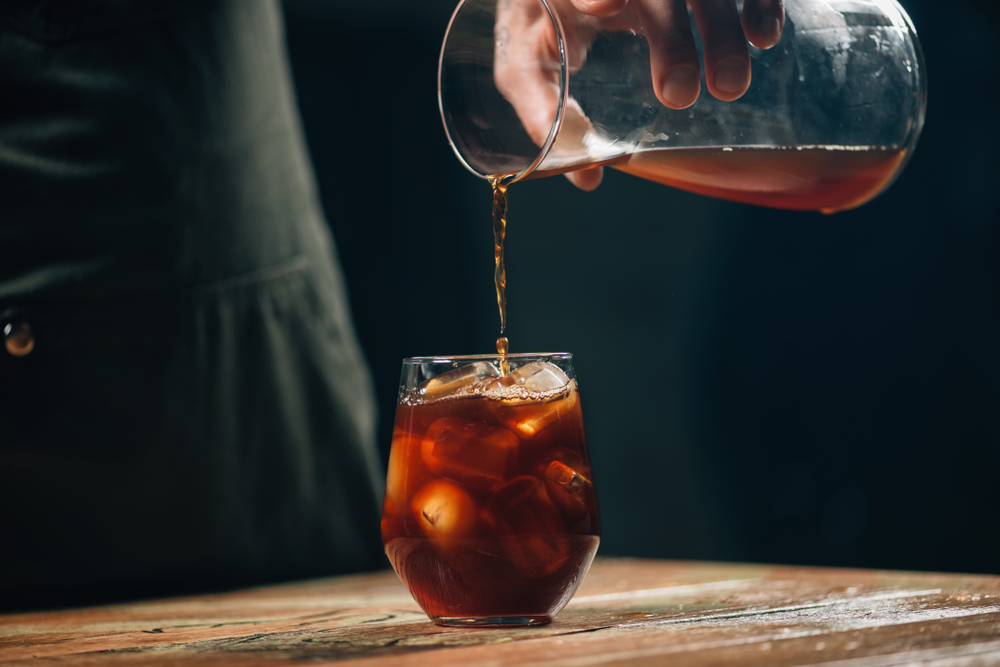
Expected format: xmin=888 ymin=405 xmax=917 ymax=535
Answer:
xmin=0 ymin=0 xmax=384 ymax=610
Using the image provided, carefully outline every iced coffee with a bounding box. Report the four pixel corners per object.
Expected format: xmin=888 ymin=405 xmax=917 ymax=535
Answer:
xmin=381 ymin=354 xmax=600 ymax=626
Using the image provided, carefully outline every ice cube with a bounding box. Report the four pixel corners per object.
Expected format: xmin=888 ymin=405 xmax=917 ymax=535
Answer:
xmin=538 ymin=449 xmax=596 ymax=529
xmin=384 ymin=430 xmax=426 ymax=512
xmin=496 ymin=361 xmax=570 ymax=393
xmin=491 ymin=363 xmax=579 ymax=438
xmin=486 ymin=475 xmax=568 ymax=574
xmin=417 ymin=361 xmax=499 ymax=401
xmin=507 ymin=389 xmax=578 ymax=438
xmin=411 ymin=480 xmax=480 ymax=541
xmin=545 ymin=460 xmax=590 ymax=494
xmin=421 ymin=417 xmax=519 ymax=491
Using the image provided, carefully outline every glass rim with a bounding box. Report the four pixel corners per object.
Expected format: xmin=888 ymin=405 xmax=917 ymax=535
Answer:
xmin=402 ymin=352 xmax=572 ymax=364
xmin=437 ymin=0 xmax=569 ymax=184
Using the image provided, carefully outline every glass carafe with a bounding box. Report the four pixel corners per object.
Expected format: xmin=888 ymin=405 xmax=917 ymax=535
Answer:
xmin=438 ymin=0 xmax=927 ymax=213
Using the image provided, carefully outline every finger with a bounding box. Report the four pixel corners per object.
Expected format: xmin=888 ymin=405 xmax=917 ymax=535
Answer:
xmin=689 ymin=0 xmax=751 ymax=101
xmin=494 ymin=23 xmax=563 ymax=148
xmin=634 ymin=0 xmax=701 ymax=109
xmin=495 ymin=1 xmax=605 ymax=191
xmin=566 ymin=165 xmax=603 ymax=190
xmin=568 ymin=0 xmax=629 ymax=19
xmin=741 ymin=0 xmax=784 ymax=49
xmin=549 ymin=98 xmax=603 ymax=190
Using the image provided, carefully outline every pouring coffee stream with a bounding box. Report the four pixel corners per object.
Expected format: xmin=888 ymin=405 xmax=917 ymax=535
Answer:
xmin=491 ymin=174 xmax=512 ymax=375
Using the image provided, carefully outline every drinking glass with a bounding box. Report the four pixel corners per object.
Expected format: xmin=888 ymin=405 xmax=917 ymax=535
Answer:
xmin=438 ymin=0 xmax=927 ymax=212
xmin=381 ymin=353 xmax=600 ymax=627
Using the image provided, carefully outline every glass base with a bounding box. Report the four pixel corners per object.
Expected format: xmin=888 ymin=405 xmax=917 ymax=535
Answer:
xmin=431 ymin=615 xmax=552 ymax=627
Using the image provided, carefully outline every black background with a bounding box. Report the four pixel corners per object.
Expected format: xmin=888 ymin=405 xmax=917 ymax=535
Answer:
xmin=282 ymin=0 xmax=1000 ymax=575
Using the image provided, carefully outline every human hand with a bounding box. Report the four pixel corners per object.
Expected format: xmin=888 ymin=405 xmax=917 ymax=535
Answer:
xmin=494 ymin=0 xmax=784 ymax=190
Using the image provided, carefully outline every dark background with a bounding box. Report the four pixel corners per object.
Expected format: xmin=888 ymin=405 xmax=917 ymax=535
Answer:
xmin=282 ymin=0 xmax=1000 ymax=575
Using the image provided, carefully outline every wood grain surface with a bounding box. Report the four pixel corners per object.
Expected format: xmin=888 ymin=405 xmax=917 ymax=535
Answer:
xmin=2 ymin=558 xmax=998 ymax=666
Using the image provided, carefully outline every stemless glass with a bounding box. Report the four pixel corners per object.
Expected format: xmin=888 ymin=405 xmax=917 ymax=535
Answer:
xmin=381 ymin=353 xmax=600 ymax=627
xmin=438 ymin=0 xmax=927 ymax=212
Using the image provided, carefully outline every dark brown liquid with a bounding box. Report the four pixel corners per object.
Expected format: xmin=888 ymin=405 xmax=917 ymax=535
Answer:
xmin=490 ymin=176 xmax=509 ymax=333
xmin=496 ymin=335 xmax=509 ymax=376
xmin=614 ymin=145 xmax=906 ymax=214
xmin=381 ymin=381 xmax=600 ymax=622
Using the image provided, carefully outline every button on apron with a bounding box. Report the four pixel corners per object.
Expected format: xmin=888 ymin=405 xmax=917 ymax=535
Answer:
xmin=4 ymin=321 xmax=35 ymax=357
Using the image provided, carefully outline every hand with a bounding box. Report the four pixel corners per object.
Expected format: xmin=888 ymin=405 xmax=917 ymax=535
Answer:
xmin=494 ymin=0 xmax=784 ymax=190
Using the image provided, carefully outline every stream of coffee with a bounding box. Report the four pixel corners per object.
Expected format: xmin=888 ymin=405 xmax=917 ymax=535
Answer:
xmin=490 ymin=175 xmax=511 ymax=374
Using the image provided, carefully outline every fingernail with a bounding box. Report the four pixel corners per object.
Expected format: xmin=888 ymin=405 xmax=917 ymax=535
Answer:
xmin=714 ymin=58 xmax=748 ymax=95
xmin=661 ymin=67 xmax=700 ymax=108
xmin=756 ymin=13 xmax=781 ymax=41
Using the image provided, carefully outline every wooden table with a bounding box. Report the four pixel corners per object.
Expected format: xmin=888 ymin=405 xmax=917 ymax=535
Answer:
xmin=2 ymin=558 xmax=999 ymax=666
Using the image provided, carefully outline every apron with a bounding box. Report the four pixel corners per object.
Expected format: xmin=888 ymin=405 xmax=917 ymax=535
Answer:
xmin=0 ymin=0 xmax=385 ymax=609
